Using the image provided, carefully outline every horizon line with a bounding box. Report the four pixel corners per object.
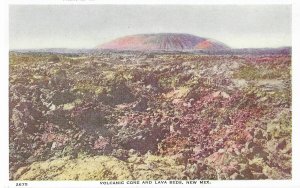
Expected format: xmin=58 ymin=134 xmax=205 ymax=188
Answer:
xmin=9 ymin=46 xmax=292 ymax=51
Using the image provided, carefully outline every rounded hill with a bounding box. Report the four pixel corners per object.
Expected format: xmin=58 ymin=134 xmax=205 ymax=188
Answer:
xmin=96 ymin=33 xmax=230 ymax=51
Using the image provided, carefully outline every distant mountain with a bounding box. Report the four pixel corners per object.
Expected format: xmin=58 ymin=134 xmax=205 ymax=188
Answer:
xmin=10 ymin=48 xmax=96 ymax=54
xmin=200 ymin=47 xmax=291 ymax=55
xmin=236 ymin=47 xmax=291 ymax=55
xmin=96 ymin=33 xmax=230 ymax=51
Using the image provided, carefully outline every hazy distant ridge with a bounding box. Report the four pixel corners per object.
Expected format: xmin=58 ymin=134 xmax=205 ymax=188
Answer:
xmin=11 ymin=47 xmax=291 ymax=56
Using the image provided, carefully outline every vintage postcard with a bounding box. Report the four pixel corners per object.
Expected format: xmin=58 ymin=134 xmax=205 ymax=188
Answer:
xmin=2 ymin=0 xmax=299 ymax=188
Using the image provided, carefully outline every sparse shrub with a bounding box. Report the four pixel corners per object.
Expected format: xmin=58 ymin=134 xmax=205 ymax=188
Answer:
xmin=48 ymin=54 xmax=60 ymax=63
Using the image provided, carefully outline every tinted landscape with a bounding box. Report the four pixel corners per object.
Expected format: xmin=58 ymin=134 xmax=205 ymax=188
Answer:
xmin=9 ymin=33 xmax=292 ymax=180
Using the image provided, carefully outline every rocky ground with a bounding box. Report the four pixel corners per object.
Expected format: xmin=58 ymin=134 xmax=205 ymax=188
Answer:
xmin=9 ymin=52 xmax=291 ymax=180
